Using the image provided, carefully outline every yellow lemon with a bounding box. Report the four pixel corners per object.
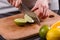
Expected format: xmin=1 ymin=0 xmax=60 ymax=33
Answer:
xmin=51 ymin=21 xmax=60 ymax=29
xmin=46 ymin=21 xmax=60 ymax=40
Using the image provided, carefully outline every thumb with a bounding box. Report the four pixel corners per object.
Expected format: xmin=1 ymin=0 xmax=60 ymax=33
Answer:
xmin=31 ymin=5 xmax=38 ymax=12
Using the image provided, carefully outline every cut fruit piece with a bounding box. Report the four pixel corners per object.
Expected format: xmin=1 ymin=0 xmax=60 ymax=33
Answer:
xmin=14 ymin=14 xmax=35 ymax=26
xmin=14 ymin=18 xmax=27 ymax=25
xmin=51 ymin=21 xmax=60 ymax=29
xmin=24 ymin=14 xmax=34 ymax=23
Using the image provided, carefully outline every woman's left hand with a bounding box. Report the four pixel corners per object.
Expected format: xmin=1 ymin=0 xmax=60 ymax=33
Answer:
xmin=31 ymin=0 xmax=49 ymax=19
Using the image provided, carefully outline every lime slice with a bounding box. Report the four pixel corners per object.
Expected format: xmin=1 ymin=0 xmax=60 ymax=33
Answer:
xmin=39 ymin=25 xmax=50 ymax=39
xmin=24 ymin=14 xmax=34 ymax=23
xmin=14 ymin=18 xmax=27 ymax=25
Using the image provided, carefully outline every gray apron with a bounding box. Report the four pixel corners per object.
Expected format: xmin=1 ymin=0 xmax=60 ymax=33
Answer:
xmin=22 ymin=0 xmax=59 ymax=10
xmin=22 ymin=0 xmax=37 ymax=9
xmin=0 ymin=0 xmax=59 ymax=14
xmin=23 ymin=0 xmax=59 ymax=14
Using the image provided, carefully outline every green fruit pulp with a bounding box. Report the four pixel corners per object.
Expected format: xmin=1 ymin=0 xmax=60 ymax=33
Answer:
xmin=24 ymin=14 xmax=34 ymax=23
xmin=14 ymin=18 xmax=27 ymax=25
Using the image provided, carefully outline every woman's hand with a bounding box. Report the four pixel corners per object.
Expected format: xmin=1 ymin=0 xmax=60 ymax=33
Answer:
xmin=31 ymin=0 xmax=49 ymax=19
xmin=8 ymin=0 xmax=22 ymax=8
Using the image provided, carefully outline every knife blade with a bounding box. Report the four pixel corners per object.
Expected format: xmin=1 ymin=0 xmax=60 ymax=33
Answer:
xmin=20 ymin=3 xmax=40 ymax=25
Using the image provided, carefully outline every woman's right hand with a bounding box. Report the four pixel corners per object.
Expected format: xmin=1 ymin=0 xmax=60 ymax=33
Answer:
xmin=8 ymin=0 xmax=22 ymax=8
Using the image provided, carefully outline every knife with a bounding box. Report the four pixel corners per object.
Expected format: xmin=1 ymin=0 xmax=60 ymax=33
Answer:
xmin=20 ymin=3 xmax=40 ymax=25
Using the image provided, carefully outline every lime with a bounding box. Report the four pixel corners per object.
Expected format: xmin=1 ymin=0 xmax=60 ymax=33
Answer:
xmin=14 ymin=18 xmax=27 ymax=25
xmin=24 ymin=14 xmax=34 ymax=23
xmin=14 ymin=14 xmax=35 ymax=26
xmin=39 ymin=25 xmax=50 ymax=39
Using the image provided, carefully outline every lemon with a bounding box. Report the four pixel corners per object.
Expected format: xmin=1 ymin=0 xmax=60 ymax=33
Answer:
xmin=39 ymin=25 xmax=50 ymax=39
xmin=51 ymin=21 xmax=60 ymax=29
xmin=24 ymin=14 xmax=34 ymax=23
xmin=14 ymin=18 xmax=27 ymax=25
xmin=46 ymin=21 xmax=60 ymax=40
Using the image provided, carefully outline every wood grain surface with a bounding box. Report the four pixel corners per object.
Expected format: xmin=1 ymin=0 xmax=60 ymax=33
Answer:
xmin=0 ymin=10 xmax=60 ymax=40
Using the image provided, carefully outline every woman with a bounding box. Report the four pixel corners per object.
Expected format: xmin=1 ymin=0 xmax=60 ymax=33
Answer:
xmin=8 ymin=0 xmax=49 ymax=18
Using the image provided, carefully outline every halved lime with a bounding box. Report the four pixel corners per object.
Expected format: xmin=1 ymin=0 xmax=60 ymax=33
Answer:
xmin=24 ymin=14 xmax=34 ymax=23
xmin=14 ymin=18 xmax=27 ymax=25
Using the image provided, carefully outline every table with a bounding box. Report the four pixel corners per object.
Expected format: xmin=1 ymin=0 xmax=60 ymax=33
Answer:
xmin=0 ymin=1 xmax=60 ymax=40
xmin=0 ymin=10 xmax=59 ymax=40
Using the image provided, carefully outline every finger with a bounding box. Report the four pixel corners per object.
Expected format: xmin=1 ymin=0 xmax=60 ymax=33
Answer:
xmin=45 ymin=9 xmax=48 ymax=17
xmin=41 ymin=8 xmax=48 ymax=19
xmin=38 ymin=5 xmax=43 ymax=18
xmin=34 ymin=9 xmax=40 ymax=16
xmin=15 ymin=0 xmax=18 ymax=7
xmin=38 ymin=12 xmax=43 ymax=19
xmin=43 ymin=6 xmax=48 ymax=17
xmin=16 ymin=0 xmax=22 ymax=8
xmin=15 ymin=0 xmax=21 ymax=8
xmin=41 ymin=4 xmax=46 ymax=16
xmin=31 ymin=5 xmax=38 ymax=12
xmin=12 ymin=0 xmax=16 ymax=6
xmin=10 ymin=0 xmax=13 ymax=5
xmin=43 ymin=7 xmax=46 ymax=16
xmin=44 ymin=5 xmax=49 ymax=17
xmin=8 ymin=0 xmax=10 ymax=3
xmin=41 ymin=13 xmax=48 ymax=19
xmin=38 ymin=10 xmax=43 ymax=18
xmin=44 ymin=5 xmax=49 ymax=9
xmin=39 ymin=5 xmax=43 ymax=14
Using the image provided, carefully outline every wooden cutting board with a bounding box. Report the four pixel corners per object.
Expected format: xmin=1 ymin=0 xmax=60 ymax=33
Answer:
xmin=0 ymin=10 xmax=60 ymax=40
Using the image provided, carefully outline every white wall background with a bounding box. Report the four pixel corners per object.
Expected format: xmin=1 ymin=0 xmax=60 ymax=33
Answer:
xmin=50 ymin=0 xmax=59 ymax=10
xmin=0 ymin=0 xmax=18 ymax=14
